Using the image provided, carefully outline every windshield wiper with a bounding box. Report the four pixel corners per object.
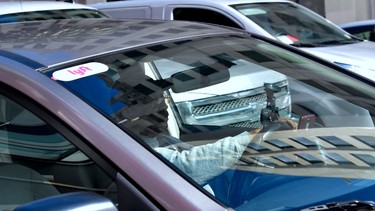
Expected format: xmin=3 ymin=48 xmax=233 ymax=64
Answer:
xmin=301 ymin=200 xmax=375 ymax=210
xmin=316 ymin=39 xmax=359 ymax=46
xmin=290 ymin=43 xmax=318 ymax=47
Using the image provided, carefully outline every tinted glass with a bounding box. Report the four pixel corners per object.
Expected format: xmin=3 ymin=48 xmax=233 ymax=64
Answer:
xmin=45 ymin=35 xmax=375 ymax=210
xmin=343 ymin=25 xmax=375 ymax=41
xmin=173 ymin=8 xmax=242 ymax=29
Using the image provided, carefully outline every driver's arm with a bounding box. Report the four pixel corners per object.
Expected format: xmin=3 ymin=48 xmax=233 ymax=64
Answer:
xmin=154 ymin=130 xmax=258 ymax=185
xmin=154 ymin=118 xmax=296 ymax=185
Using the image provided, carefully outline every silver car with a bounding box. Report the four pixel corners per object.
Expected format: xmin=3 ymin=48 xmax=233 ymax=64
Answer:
xmin=0 ymin=1 xmax=108 ymax=23
xmin=91 ymin=0 xmax=375 ymax=81
xmin=1 ymin=18 xmax=375 ymax=211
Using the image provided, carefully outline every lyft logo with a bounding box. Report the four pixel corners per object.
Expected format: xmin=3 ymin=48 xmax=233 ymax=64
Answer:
xmin=68 ymin=66 xmax=92 ymax=75
xmin=52 ymin=62 xmax=109 ymax=81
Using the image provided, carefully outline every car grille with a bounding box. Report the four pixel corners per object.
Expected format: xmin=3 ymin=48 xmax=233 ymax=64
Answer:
xmin=192 ymin=92 xmax=266 ymax=116
xmin=176 ymin=81 xmax=291 ymax=128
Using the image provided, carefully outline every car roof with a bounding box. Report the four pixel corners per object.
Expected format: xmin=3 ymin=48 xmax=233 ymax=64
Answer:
xmin=91 ymin=0 xmax=291 ymax=8
xmin=0 ymin=18 xmax=246 ymax=68
xmin=0 ymin=1 xmax=98 ymax=15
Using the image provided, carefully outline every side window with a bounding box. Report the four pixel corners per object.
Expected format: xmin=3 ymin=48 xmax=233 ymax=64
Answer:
xmin=173 ymin=8 xmax=242 ymax=29
xmin=0 ymin=95 xmax=117 ymax=210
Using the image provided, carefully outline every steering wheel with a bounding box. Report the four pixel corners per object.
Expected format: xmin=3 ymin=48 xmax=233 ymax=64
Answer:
xmin=226 ymin=119 xmax=296 ymax=207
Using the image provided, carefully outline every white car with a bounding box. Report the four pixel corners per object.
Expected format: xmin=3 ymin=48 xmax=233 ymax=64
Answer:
xmin=91 ymin=0 xmax=375 ymax=81
xmin=0 ymin=1 xmax=108 ymax=23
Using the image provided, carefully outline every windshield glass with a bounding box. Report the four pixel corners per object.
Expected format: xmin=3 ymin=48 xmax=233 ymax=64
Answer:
xmin=231 ymin=2 xmax=358 ymax=47
xmin=46 ymin=35 xmax=375 ymax=210
xmin=0 ymin=9 xmax=108 ymax=23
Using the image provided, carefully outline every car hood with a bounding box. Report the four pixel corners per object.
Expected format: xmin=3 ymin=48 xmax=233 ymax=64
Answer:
xmin=301 ymin=41 xmax=375 ymax=80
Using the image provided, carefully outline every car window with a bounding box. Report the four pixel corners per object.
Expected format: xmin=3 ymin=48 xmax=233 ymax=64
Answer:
xmin=173 ymin=8 xmax=242 ymax=29
xmin=231 ymin=2 xmax=359 ymax=46
xmin=0 ymin=94 xmax=117 ymax=210
xmin=0 ymin=9 xmax=108 ymax=24
xmin=101 ymin=6 xmax=151 ymax=19
xmin=45 ymin=35 xmax=375 ymax=210
xmin=343 ymin=26 xmax=375 ymax=41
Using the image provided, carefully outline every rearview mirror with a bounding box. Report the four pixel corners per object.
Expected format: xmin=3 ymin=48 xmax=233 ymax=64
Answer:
xmin=171 ymin=66 xmax=230 ymax=93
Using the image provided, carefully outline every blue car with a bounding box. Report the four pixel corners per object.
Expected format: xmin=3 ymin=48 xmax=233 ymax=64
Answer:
xmin=1 ymin=18 xmax=375 ymax=211
xmin=340 ymin=19 xmax=375 ymax=42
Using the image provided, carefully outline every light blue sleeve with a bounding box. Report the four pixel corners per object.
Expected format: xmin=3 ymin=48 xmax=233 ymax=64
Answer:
xmin=154 ymin=132 xmax=252 ymax=185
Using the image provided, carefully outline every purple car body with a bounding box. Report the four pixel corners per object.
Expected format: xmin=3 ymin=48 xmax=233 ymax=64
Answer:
xmin=1 ymin=18 xmax=375 ymax=211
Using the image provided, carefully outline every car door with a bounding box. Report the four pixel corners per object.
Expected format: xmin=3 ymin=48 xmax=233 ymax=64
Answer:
xmin=0 ymin=83 xmax=159 ymax=210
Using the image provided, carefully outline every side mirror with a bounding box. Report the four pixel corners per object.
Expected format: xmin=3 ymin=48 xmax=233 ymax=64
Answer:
xmin=14 ymin=192 xmax=117 ymax=211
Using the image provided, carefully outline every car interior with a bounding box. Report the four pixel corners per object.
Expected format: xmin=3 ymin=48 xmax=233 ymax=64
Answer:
xmin=0 ymin=95 xmax=117 ymax=210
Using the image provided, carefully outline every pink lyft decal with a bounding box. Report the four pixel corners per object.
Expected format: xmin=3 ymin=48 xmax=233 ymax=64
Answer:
xmin=51 ymin=62 xmax=108 ymax=81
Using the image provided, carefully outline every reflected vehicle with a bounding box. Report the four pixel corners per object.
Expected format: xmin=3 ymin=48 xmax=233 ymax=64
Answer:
xmin=340 ymin=19 xmax=375 ymax=42
xmin=0 ymin=1 xmax=108 ymax=24
xmin=1 ymin=18 xmax=375 ymax=210
xmin=91 ymin=0 xmax=375 ymax=81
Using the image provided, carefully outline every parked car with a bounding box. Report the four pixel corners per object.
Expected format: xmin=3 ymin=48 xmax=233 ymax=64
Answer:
xmin=1 ymin=1 xmax=289 ymax=135
xmin=340 ymin=19 xmax=375 ymax=42
xmin=0 ymin=1 xmax=108 ymax=23
xmin=91 ymin=0 xmax=375 ymax=81
xmin=1 ymin=18 xmax=375 ymax=211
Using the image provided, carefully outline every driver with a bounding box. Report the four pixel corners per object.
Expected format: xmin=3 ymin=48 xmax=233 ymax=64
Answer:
xmin=109 ymin=70 xmax=297 ymax=187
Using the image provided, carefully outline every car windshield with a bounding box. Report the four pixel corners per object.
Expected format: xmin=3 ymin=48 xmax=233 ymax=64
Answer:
xmin=231 ymin=2 xmax=359 ymax=47
xmin=45 ymin=35 xmax=375 ymax=210
xmin=0 ymin=9 xmax=108 ymax=23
